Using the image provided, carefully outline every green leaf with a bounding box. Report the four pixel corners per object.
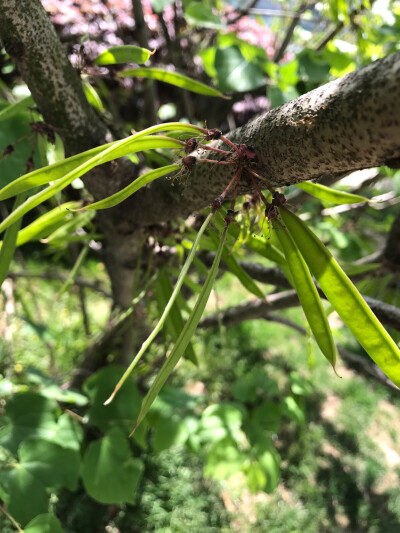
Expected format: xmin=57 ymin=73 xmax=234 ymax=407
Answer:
xmin=0 ymin=95 xmax=34 ymax=121
xmin=296 ymin=181 xmax=369 ymax=204
xmin=104 ymin=213 xmax=212 ymax=405
xmin=119 ymin=68 xmax=229 ymax=98
xmin=83 ymin=164 xmax=179 ymax=210
xmin=84 ymin=366 xmax=142 ymax=433
xmin=280 ymin=207 xmax=400 ymax=387
xmin=151 ymin=0 xmax=175 ymax=12
xmin=215 ymin=46 xmax=265 ymax=92
xmin=199 ymin=403 xmax=245 ymax=445
xmin=0 ymin=123 xmax=201 ymax=233
xmin=0 ymin=193 xmax=26 ymax=286
xmin=151 ymin=415 xmax=191 ymax=453
xmin=0 ymin=201 xmax=80 ymax=249
xmin=204 ymin=437 xmax=245 ymax=479
xmin=18 ymin=437 xmax=80 ymax=490
xmin=94 ymin=45 xmax=155 ymax=65
xmin=0 ymin=134 xmax=184 ymax=201
xmin=81 ymin=427 xmax=144 ymax=504
xmin=83 ymin=80 xmax=104 ymax=112
xmin=219 ymin=239 xmax=265 ymax=299
xmin=185 ymin=2 xmax=226 ymax=30
xmin=155 ymin=269 xmax=197 ymax=364
xmin=0 ymin=466 xmax=48 ymax=526
xmin=0 ymin=392 xmax=58 ymax=455
xmin=131 ymin=225 xmax=228 ymax=432
xmin=245 ymin=462 xmax=267 ymax=493
xmin=52 ymin=413 xmax=84 ymax=451
xmin=24 ymin=514 xmax=64 ymax=533
xmin=254 ymin=443 xmax=281 ymax=493
xmin=276 ymin=222 xmax=338 ymax=370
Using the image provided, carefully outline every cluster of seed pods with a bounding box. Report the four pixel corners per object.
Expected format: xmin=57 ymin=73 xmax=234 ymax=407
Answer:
xmin=178 ymin=127 xmax=286 ymax=230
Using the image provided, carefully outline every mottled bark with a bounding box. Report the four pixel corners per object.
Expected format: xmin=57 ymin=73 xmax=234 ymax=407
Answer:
xmin=125 ymin=51 xmax=400 ymax=227
xmin=1 ymin=0 xmax=400 ymax=369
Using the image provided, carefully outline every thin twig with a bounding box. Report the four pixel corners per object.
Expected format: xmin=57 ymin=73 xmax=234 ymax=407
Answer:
xmin=7 ymin=270 xmax=111 ymax=298
xmin=274 ymin=1 xmax=317 ymax=63
xmin=262 ymin=314 xmax=399 ymax=390
xmin=0 ymin=503 xmax=23 ymax=532
xmin=199 ymin=288 xmax=400 ymax=332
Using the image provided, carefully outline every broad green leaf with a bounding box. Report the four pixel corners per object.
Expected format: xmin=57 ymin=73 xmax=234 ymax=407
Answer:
xmin=84 ymin=366 xmax=142 ymax=433
xmin=19 ymin=437 xmax=80 ymax=490
xmin=52 ymin=413 xmax=84 ymax=452
xmin=0 ymin=193 xmax=26 ymax=286
xmin=0 ymin=466 xmax=48 ymax=526
xmin=254 ymin=441 xmax=281 ymax=493
xmin=94 ymin=45 xmax=155 ymax=65
xmin=119 ymin=68 xmax=229 ymax=98
xmin=0 ymin=95 xmax=34 ymax=121
xmin=0 ymin=134 xmax=184 ymax=200
xmin=24 ymin=514 xmax=64 ymax=533
xmin=0 ymin=392 xmax=58 ymax=454
xmin=104 ymin=213 xmax=212 ymax=405
xmin=280 ymin=207 xmax=400 ymax=387
xmin=81 ymin=427 xmax=144 ymax=504
xmin=151 ymin=415 xmax=191 ymax=453
xmin=0 ymin=201 xmax=79 ymax=249
xmin=198 ymin=403 xmax=245 ymax=445
xmin=83 ymin=164 xmax=179 ymax=210
xmin=276 ymin=223 xmax=338 ymax=369
xmin=185 ymin=2 xmax=226 ymax=30
xmin=296 ymin=181 xmax=369 ymax=204
xmin=215 ymin=46 xmax=265 ymax=92
xmin=245 ymin=461 xmax=267 ymax=493
xmin=204 ymin=437 xmax=245 ymax=479
xmin=131 ymin=225 xmax=227 ymax=433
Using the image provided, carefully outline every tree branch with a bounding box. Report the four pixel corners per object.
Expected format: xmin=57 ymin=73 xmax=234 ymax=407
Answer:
xmin=199 ymin=290 xmax=400 ymax=332
xmin=125 ymin=52 xmax=400 ymax=228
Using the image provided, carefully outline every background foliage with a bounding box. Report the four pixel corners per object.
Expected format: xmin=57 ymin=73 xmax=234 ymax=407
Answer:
xmin=1 ymin=0 xmax=400 ymax=531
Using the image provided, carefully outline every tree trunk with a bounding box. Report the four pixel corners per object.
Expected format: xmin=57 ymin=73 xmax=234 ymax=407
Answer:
xmin=1 ymin=0 xmax=400 ymax=370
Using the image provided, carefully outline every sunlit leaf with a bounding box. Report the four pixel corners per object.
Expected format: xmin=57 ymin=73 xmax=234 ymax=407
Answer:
xmin=0 ymin=193 xmax=26 ymax=286
xmin=296 ymin=181 xmax=369 ymax=204
xmin=0 ymin=201 xmax=80 ymax=249
xmin=276 ymin=222 xmax=338 ymax=369
xmin=185 ymin=2 xmax=226 ymax=30
xmin=83 ymin=80 xmax=104 ymax=112
xmin=104 ymin=213 xmax=213 ymax=405
xmin=82 ymin=164 xmax=179 ymax=210
xmin=0 ymin=95 xmax=34 ymax=121
xmin=24 ymin=514 xmax=64 ymax=533
xmin=215 ymin=46 xmax=265 ymax=92
xmin=94 ymin=45 xmax=155 ymax=65
xmin=280 ymin=207 xmax=400 ymax=387
xmin=130 ymin=225 xmax=227 ymax=433
xmin=119 ymin=68 xmax=229 ymax=98
xmin=0 ymin=135 xmax=184 ymax=200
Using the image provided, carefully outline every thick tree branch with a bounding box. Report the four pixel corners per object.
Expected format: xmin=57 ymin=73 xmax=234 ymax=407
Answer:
xmin=199 ymin=290 xmax=400 ymax=332
xmin=125 ymin=51 xmax=400 ymax=228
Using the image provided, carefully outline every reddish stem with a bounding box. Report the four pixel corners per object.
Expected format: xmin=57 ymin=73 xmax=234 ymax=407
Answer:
xmin=221 ymin=168 xmax=242 ymax=200
xmin=246 ymin=169 xmax=274 ymax=192
xmin=248 ymin=173 xmax=269 ymax=206
xmin=197 ymin=159 xmax=232 ymax=165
